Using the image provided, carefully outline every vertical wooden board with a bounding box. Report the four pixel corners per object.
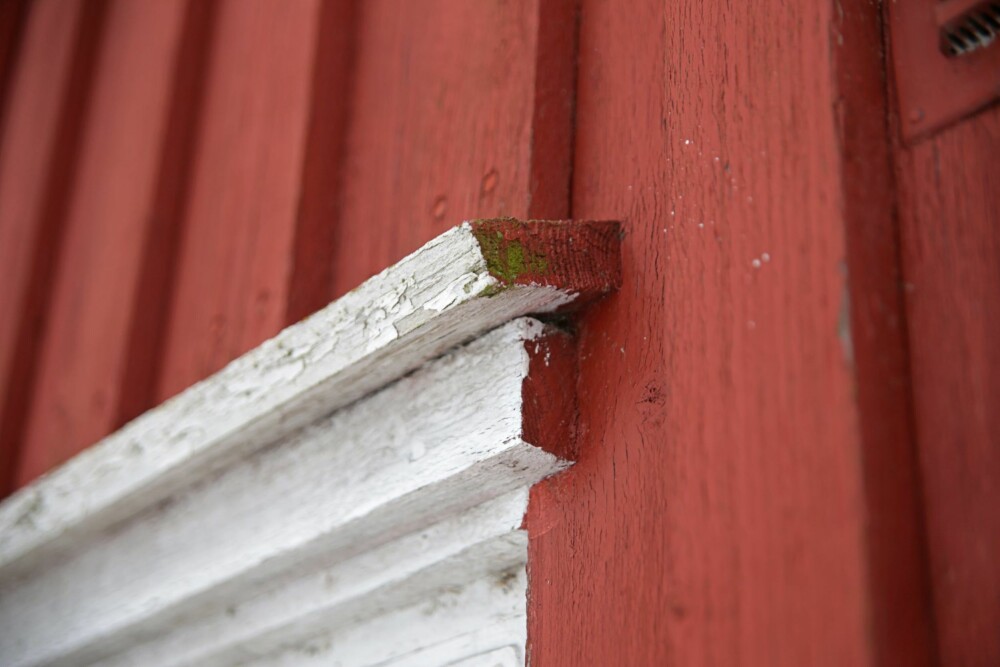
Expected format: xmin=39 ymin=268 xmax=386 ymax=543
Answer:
xmin=15 ymin=0 xmax=189 ymax=486
xmin=0 ymin=0 xmax=27 ymax=133
xmin=833 ymin=1 xmax=936 ymax=663
xmin=114 ymin=0 xmax=216 ymax=427
xmin=285 ymin=0 xmax=358 ymax=324
xmin=0 ymin=0 xmax=100 ymax=494
xmin=525 ymin=0 xmax=908 ymax=664
xmin=156 ymin=0 xmax=322 ymax=401
xmin=330 ymin=0 xmax=576 ymax=296
xmin=896 ymin=107 xmax=1000 ymax=666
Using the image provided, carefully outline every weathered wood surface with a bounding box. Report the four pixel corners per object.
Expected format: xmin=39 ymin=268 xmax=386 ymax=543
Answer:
xmin=155 ymin=0 xmax=326 ymax=402
xmin=330 ymin=0 xmax=576 ymax=297
xmin=0 ymin=220 xmax=618 ymax=578
xmin=525 ymin=1 xmax=935 ymax=665
xmin=0 ymin=0 xmax=995 ymax=662
xmin=834 ymin=2 xmax=936 ymax=662
xmin=13 ymin=0 xmax=193 ymax=488
xmin=284 ymin=0 xmax=356 ymax=325
xmin=0 ymin=0 xmax=27 ymax=131
xmin=247 ymin=569 xmax=528 ymax=667
xmin=1 ymin=0 xmax=579 ymax=495
xmin=895 ymin=106 xmax=1000 ymax=666
xmin=112 ymin=0 xmax=216 ymax=430
xmin=0 ymin=318 xmax=570 ymax=667
xmin=0 ymin=0 xmax=99 ymax=496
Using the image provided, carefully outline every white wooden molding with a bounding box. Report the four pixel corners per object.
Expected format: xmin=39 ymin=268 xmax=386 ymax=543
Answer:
xmin=0 ymin=219 xmax=618 ymax=576
xmin=0 ymin=220 xmax=621 ymax=667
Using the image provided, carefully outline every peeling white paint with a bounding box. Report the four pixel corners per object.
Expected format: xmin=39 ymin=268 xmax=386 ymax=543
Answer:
xmin=0 ymin=218 xmax=610 ymax=666
xmin=0 ymin=319 xmax=566 ymax=667
xmin=0 ymin=223 xmax=579 ymax=578
xmin=423 ymin=271 xmax=494 ymax=312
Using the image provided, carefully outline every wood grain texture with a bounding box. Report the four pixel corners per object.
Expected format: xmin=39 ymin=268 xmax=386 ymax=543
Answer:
xmin=284 ymin=0 xmax=357 ymax=324
xmin=470 ymin=219 xmax=620 ymax=297
xmin=0 ymin=0 xmax=105 ymax=495
xmin=895 ymin=106 xmax=1000 ymax=666
xmin=834 ymin=1 xmax=936 ymax=663
xmin=155 ymin=0 xmax=323 ymax=401
xmin=0 ymin=319 xmax=566 ymax=667
xmin=526 ymin=0 xmax=933 ymax=664
xmin=248 ymin=571 xmax=529 ymax=667
xmin=15 ymin=0 xmax=190 ymax=488
xmin=0 ymin=221 xmax=619 ymax=577
xmin=114 ymin=0 xmax=217 ymax=428
xmin=330 ymin=0 xmax=576 ymax=297
xmin=0 ymin=0 xmax=27 ymax=134
xmin=523 ymin=329 xmax=578 ymax=462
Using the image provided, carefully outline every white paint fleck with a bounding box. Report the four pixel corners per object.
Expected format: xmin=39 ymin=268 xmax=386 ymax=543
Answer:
xmin=751 ymin=259 xmax=762 ymax=269
xmin=761 ymin=252 xmax=770 ymax=263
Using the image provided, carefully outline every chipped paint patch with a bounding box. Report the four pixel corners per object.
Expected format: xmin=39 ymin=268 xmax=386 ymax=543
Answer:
xmin=0 ymin=220 xmax=618 ymax=588
xmin=424 ymin=272 xmax=497 ymax=312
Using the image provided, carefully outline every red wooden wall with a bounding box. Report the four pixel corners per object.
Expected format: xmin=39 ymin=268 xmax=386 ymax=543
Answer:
xmin=895 ymin=100 xmax=1000 ymax=667
xmin=0 ymin=0 xmax=996 ymax=664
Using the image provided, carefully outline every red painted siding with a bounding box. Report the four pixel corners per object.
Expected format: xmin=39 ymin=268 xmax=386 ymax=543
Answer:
xmin=0 ymin=0 xmax=996 ymax=662
xmin=330 ymin=0 xmax=575 ymax=296
xmin=0 ymin=0 xmax=103 ymax=490
xmin=0 ymin=0 xmax=27 ymax=131
xmin=526 ymin=1 xmax=933 ymax=664
xmin=896 ymin=107 xmax=1000 ymax=666
xmin=15 ymin=0 xmax=189 ymax=485
xmin=155 ymin=0 xmax=324 ymax=401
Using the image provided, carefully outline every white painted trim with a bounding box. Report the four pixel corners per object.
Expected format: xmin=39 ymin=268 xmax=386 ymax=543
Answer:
xmin=0 ymin=223 xmax=585 ymax=575
xmin=0 ymin=220 xmax=619 ymax=666
xmin=247 ymin=569 xmax=529 ymax=667
xmin=0 ymin=319 xmax=565 ymax=667
xmin=249 ymin=572 xmax=530 ymax=667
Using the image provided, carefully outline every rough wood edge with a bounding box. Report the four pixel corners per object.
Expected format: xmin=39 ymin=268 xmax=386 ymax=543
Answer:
xmin=470 ymin=218 xmax=622 ymax=299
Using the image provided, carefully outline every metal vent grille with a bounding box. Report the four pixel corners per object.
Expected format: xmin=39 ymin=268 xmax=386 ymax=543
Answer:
xmin=942 ymin=2 xmax=1000 ymax=56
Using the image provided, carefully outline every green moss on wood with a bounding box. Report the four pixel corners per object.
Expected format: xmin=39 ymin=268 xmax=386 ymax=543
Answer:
xmin=473 ymin=228 xmax=549 ymax=284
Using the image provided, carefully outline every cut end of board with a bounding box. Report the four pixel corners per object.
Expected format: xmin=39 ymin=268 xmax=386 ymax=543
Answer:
xmin=522 ymin=326 xmax=578 ymax=462
xmin=468 ymin=219 xmax=622 ymax=304
xmin=0 ymin=218 xmax=621 ymax=579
